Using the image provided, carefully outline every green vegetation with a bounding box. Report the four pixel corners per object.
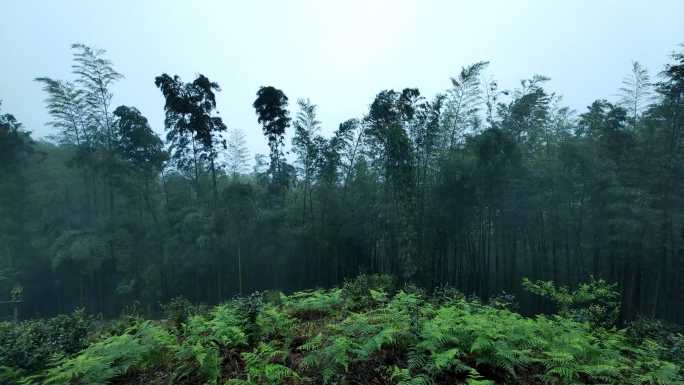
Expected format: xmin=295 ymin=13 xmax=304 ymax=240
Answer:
xmin=2 ymin=6 xmax=684 ymax=384
xmin=3 ymin=43 xmax=684 ymax=326
xmin=0 ymin=310 xmax=92 ymax=379
xmin=2 ymin=275 xmax=683 ymax=385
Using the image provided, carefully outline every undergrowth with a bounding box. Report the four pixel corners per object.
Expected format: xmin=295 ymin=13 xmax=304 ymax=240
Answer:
xmin=2 ymin=274 xmax=683 ymax=385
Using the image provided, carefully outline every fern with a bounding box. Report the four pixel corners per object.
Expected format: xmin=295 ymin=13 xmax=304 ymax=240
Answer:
xmin=228 ymin=342 xmax=299 ymax=385
xmin=33 ymin=321 xmax=176 ymax=385
xmin=208 ymin=304 xmax=249 ymax=347
xmin=465 ymin=368 xmax=494 ymax=385
xmin=174 ymin=304 xmax=247 ymax=385
xmin=256 ymin=303 xmax=296 ymax=346
xmin=11 ymin=278 xmax=684 ymax=385
xmin=284 ymin=288 xmax=344 ymax=320
xmin=391 ymin=366 xmax=434 ymax=385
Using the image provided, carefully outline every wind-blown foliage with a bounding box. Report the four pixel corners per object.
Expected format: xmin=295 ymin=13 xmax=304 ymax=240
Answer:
xmin=28 ymin=321 xmax=175 ymax=385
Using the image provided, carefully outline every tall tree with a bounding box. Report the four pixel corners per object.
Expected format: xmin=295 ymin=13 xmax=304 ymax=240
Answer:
xmin=364 ymin=89 xmax=417 ymax=278
xmin=71 ymin=44 xmax=123 ymax=149
xmin=0 ymin=104 xmax=34 ymax=296
xmin=226 ymin=128 xmax=250 ymax=177
xmin=114 ymin=106 xmax=166 ymax=174
xmin=442 ymin=61 xmax=489 ymax=148
xmin=155 ymin=73 xmax=228 ymax=200
xmin=13 ymin=43 xmax=684 ymax=325
xmin=292 ymin=98 xmax=322 ymax=221
xmin=619 ymin=61 xmax=653 ymax=123
xmin=253 ymin=86 xmax=290 ymax=179
xmin=34 ymin=78 xmax=93 ymax=148
xmin=71 ymin=44 xmax=123 ymax=222
xmin=113 ymin=105 xmax=166 ymax=220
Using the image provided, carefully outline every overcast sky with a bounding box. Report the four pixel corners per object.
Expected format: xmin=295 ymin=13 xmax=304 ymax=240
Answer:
xmin=1 ymin=0 xmax=683 ymax=156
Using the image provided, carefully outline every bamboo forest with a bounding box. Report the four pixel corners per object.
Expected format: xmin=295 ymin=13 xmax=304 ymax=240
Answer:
xmin=1 ymin=1 xmax=684 ymax=384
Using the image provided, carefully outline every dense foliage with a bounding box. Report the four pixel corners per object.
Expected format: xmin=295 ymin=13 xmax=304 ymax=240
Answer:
xmin=2 ymin=275 xmax=683 ymax=385
xmin=0 ymin=310 xmax=92 ymax=379
xmin=1 ymin=44 xmax=684 ymax=326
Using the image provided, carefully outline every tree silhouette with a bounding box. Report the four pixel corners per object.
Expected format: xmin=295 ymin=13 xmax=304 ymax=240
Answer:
xmin=155 ymin=73 xmax=227 ymax=199
xmin=253 ymin=86 xmax=290 ymax=178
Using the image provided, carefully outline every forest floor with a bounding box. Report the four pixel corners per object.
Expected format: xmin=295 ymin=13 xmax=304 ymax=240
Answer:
xmin=2 ymin=275 xmax=684 ymax=385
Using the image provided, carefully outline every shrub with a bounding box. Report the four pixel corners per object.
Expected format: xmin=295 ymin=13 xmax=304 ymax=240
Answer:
xmin=628 ymin=317 xmax=684 ymax=377
xmin=233 ymin=291 xmax=265 ymax=344
xmin=161 ymin=296 xmax=198 ymax=332
xmin=120 ymin=300 xmax=146 ymax=321
xmin=0 ymin=309 xmax=92 ymax=373
xmin=341 ymin=274 xmax=396 ymax=310
xmin=523 ymin=276 xmax=621 ymax=327
xmin=487 ymin=291 xmax=518 ymax=311
xmin=429 ymin=285 xmax=465 ymax=307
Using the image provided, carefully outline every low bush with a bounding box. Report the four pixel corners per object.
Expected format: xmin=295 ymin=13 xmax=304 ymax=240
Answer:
xmin=628 ymin=317 xmax=684 ymax=377
xmin=0 ymin=309 xmax=92 ymax=373
xmin=341 ymin=274 xmax=396 ymax=310
xmin=161 ymin=296 xmax=204 ymax=333
xmin=523 ymin=276 xmax=621 ymax=328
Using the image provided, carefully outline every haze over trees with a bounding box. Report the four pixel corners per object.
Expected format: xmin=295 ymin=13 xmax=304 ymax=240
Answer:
xmin=1 ymin=43 xmax=684 ymax=327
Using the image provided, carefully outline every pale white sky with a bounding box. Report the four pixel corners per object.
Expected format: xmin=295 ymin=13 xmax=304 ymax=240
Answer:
xmin=1 ymin=0 xmax=683 ymax=156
